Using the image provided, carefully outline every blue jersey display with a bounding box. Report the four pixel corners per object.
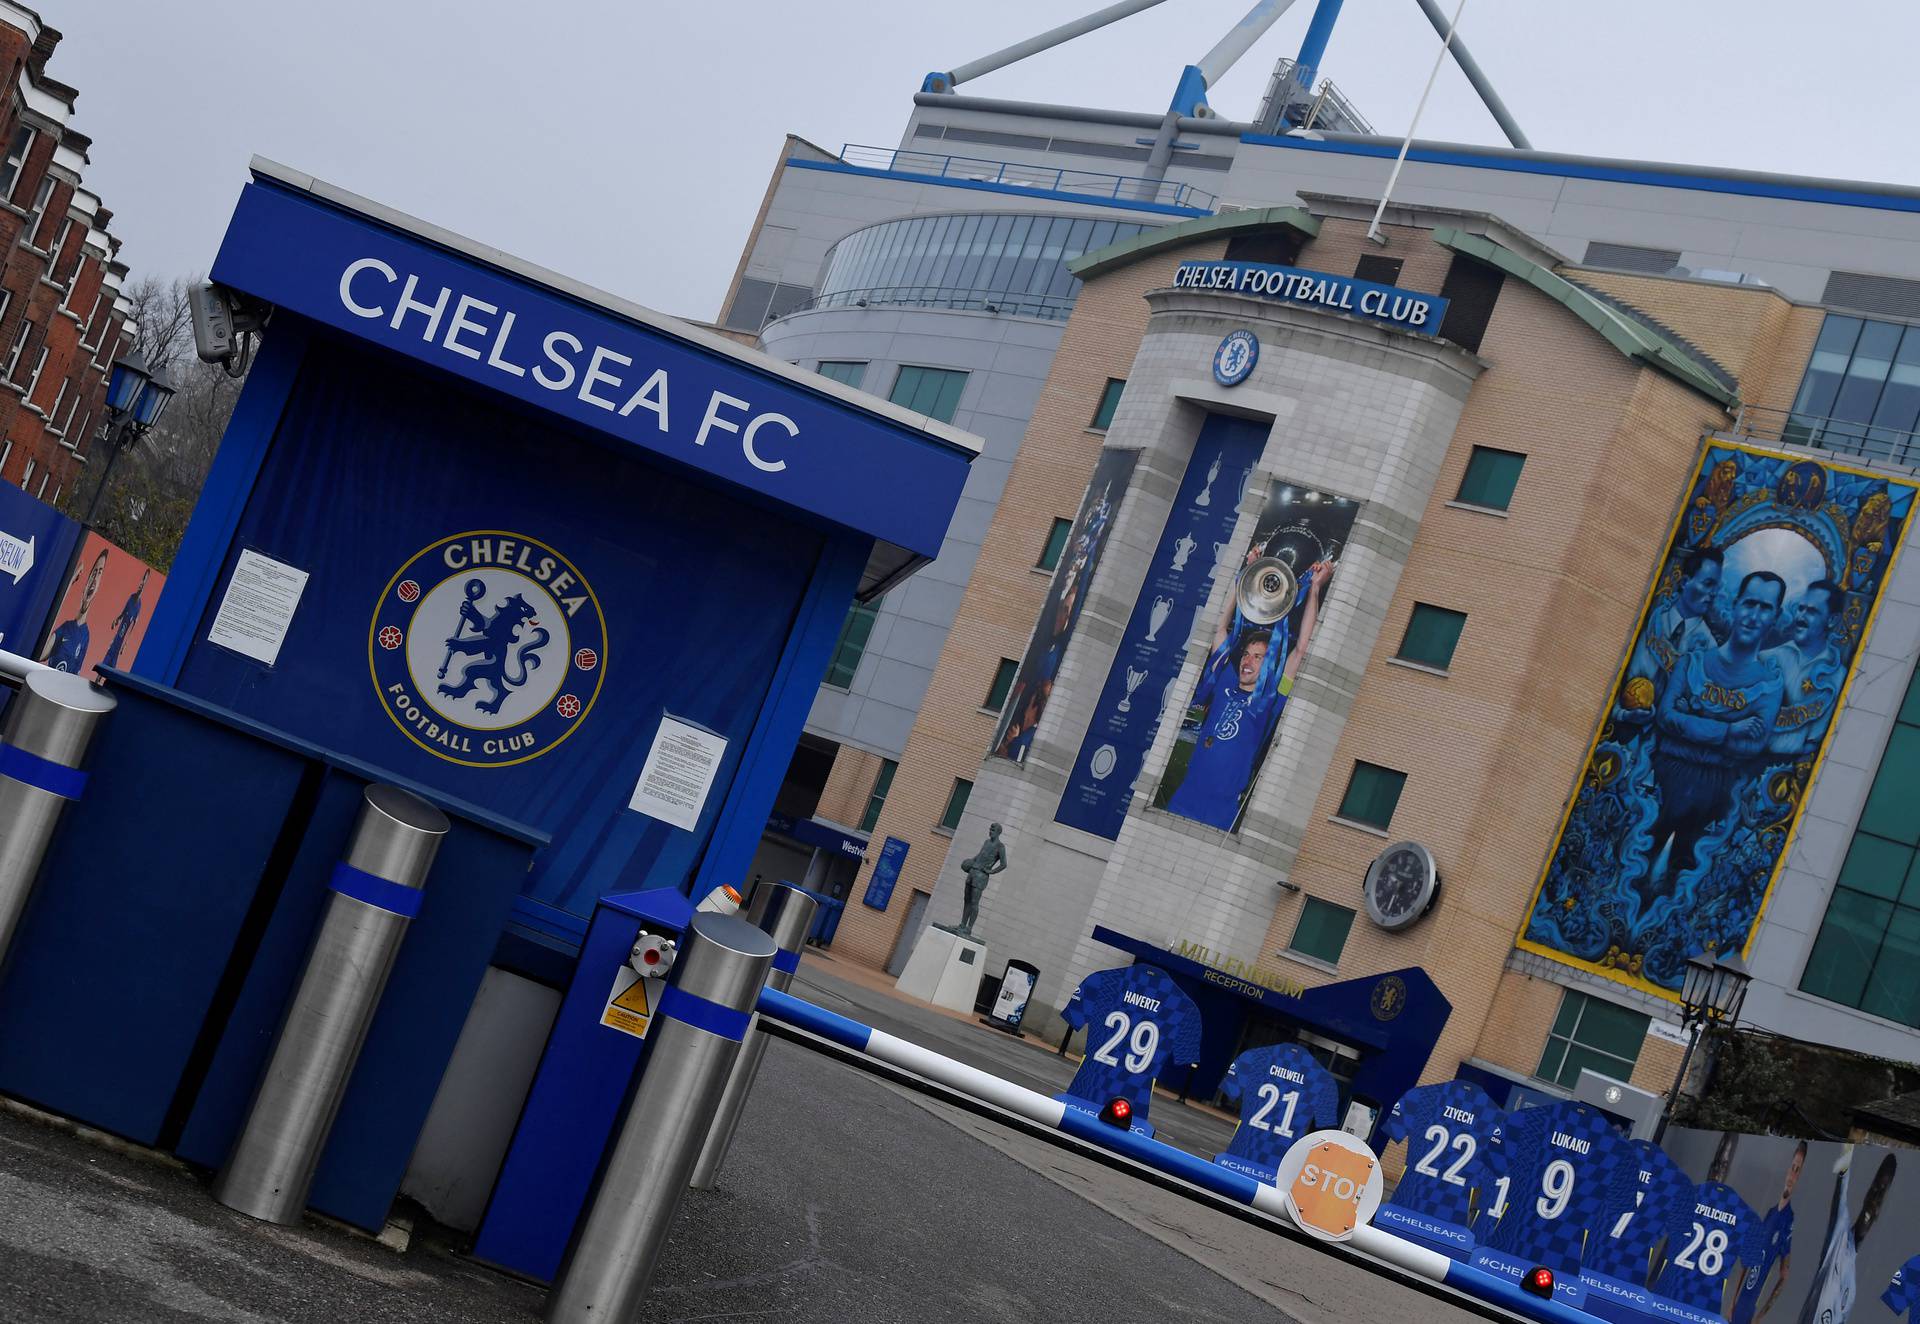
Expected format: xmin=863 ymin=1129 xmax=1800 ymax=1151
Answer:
xmin=1060 ymin=965 xmax=1201 ymax=1126
xmin=1482 ymin=1101 xmax=1638 ymax=1274
xmin=1886 ymin=1256 xmax=1920 ymax=1321
xmin=1213 ymin=1044 xmax=1339 ymax=1181
xmin=1728 ymin=1201 xmax=1795 ymax=1324
xmin=1380 ymin=1081 xmax=1505 ymax=1229
xmin=43 ymin=618 xmax=87 ymax=672
xmin=1652 ymin=1181 xmax=1765 ymax=1314
xmin=1585 ymin=1140 xmax=1695 ymax=1285
xmin=1469 ymin=1118 xmax=1514 ymax=1242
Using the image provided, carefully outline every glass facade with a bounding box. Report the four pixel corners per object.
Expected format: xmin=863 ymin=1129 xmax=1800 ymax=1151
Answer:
xmin=1786 ymin=314 xmax=1920 ymax=463
xmin=859 ymin=759 xmax=897 ymax=834
xmin=824 ymin=599 xmax=879 ymax=689
xmin=817 ymin=360 xmax=867 ymax=388
xmin=1536 ymin=990 xmax=1648 ymax=1088
xmin=1800 ymin=661 xmax=1920 ymax=1026
xmin=809 ymin=213 xmax=1154 ymax=322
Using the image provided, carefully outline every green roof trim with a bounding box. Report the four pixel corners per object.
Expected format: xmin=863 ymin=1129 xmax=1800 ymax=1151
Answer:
xmin=1068 ymin=206 xmax=1321 ymax=281
xmin=1431 ymin=226 xmax=1737 ymax=406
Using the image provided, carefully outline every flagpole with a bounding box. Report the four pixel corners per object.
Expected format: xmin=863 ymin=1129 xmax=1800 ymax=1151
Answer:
xmin=1367 ymin=0 xmax=1468 ymax=244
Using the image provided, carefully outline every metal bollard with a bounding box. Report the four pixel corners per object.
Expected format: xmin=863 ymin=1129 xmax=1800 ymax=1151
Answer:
xmin=547 ymin=912 xmax=776 ymax=1324
xmin=0 ymin=670 xmax=115 ymax=965
xmin=688 ymin=881 xmax=817 ymax=1190
xmin=213 ymin=784 xmax=449 ymax=1224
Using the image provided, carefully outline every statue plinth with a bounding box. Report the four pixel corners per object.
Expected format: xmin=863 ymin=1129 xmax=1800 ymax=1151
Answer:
xmin=896 ymin=926 xmax=987 ymax=1012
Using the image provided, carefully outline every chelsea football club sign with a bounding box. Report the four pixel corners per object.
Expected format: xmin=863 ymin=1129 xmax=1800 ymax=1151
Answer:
xmin=370 ymin=530 xmax=607 ymax=767
xmin=1212 ymin=330 xmax=1259 ymax=386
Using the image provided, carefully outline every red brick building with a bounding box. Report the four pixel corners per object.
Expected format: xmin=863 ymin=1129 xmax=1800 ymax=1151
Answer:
xmin=0 ymin=4 xmax=133 ymax=509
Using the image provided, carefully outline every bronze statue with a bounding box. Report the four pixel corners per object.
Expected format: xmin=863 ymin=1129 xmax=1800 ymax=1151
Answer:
xmin=942 ymin=823 xmax=1007 ymax=938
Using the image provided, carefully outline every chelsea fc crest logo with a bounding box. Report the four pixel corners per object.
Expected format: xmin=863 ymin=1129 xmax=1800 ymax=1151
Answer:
xmin=1212 ymin=329 xmax=1258 ymax=387
xmin=370 ymin=531 xmax=607 ymax=767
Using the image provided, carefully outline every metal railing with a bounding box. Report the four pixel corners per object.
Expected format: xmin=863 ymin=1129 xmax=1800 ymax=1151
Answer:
xmin=1726 ymin=403 xmax=1920 ymax=472
xmin=837 ymin=144 xmax=1217 ymax=212
xmin=0 ymin=647 xmax=54 ymax=690
xmin=800 ymin=284 xmax=1078 ymax=322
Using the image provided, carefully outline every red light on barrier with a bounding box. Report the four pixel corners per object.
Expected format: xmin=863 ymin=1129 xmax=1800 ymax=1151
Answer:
xmin=1523 ymin=1266 xmax=1555 ymax=1299
xmin=1098 ymin=1097 xmax=1133 ymax=1129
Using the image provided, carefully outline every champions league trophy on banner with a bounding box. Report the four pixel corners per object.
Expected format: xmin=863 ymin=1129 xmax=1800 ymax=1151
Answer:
xmin=1119 ymin=666 xmax=1148 ymax=712
xmin=1147 ymin=596 xmax=1173 ymax=642
xmin=1235 ymin=556 xmax=1301 ymax=626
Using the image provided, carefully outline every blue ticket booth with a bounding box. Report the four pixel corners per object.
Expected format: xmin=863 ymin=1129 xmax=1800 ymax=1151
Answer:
xmin=0 ymin=160 xmax=975 ymax=1232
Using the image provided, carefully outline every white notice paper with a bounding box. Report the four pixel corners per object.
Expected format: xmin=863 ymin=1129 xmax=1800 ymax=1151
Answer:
xmin=207 ymin=549 xmax=310 ymax=666
xmin=628 ymin=715 xmax=727 ymax=831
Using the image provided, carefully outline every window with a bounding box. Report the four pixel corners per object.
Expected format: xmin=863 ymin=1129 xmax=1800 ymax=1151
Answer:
xmin=0 ymin=124 xmax=31 ymax=200
xmin=1395 ymin=604 xmax=1468 ymax=671
xmin=1800 ymin=662 xmax=1920 ymax=1026
xmin=22 ymin=175 xmax=51 ymax=247
xmin=1436 ymin=256 xmax=1505 ymax=353
xmin=823 ymin=598 xmax=880 ymax=689
xmin=939 ymin=778 xmax=973 ymax=831
xmin=1784 ymin=314 xmax=1920 ymax=459
xmin=1288 ymin=898 xmax=1355 ymax=965
xmin=71 ymin=411 xmax=90 ymax=455
xmin=721 ymin=277 xmax=813 ymax=333
xmin=4 ymin=321 xmax=28 ymax=381
xmin=889 ymin=366 xmax=968 ymax=424
xmin=46 ymin=378 xmax=66 ymax=428
xmin=51 ymin=219 xmax=76 ymax=279
xmin=984 ymin=658 xmax=1018 ymax=712
xmin=34 ymin=470 xmax=46 ymax=499
xmin=1536 ymin=989 xmax=1649 ymax=1087
xmin=858 ymin=759 xmax=898 ymax=834
xmin=0 ymin=439 xmax=11 ymax=478
xmin=816 ymin=360 xmax=867 ymax=389
xmin=1354 ymin=254 xmax=1403 ymax=285
xmin=1089 ymin=378 xmax=1125 ymax=430
xmin=46 ymin=484 xmax=56 ymax=505
xmin=1224 ymin=231 xmax=1302 ymax=266
xmin=22 ymin=345 xmax=46 ymax=403
xmin=1037 ymin=517 xmax=1073 ymax=571
xmin=1336 ymin=761 xmax=1406 ymax=831
xmin=19 ymin=457 xmax=32 ymax=489
xmin=1454 ymin=445 xmax=1526 ymax=511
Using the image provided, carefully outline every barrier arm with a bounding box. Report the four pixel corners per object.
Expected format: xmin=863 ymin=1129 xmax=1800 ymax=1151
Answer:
xmin=756 ymin=988 xmax=1590 ymax=1324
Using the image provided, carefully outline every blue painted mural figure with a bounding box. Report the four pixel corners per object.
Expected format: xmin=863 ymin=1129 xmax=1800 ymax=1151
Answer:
xmin=40 ymin=545 xmax=107 ymax=673
xmin=100 ymin=569 xmax=149 ymax=671
xmin=1523 ymin=444 xmax=1917 ymax=999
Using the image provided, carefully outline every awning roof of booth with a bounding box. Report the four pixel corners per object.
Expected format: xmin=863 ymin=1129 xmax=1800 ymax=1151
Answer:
xmin=212 ymin=160 xmax=985 ymax=596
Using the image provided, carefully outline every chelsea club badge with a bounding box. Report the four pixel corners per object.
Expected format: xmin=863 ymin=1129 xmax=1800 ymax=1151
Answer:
xmin=1212 ymin=329 xmax=1259 ymax=387
xmin=369 ymin=530 xmax=607 ymax=767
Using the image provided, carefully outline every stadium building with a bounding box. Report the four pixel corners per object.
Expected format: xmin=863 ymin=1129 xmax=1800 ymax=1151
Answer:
xmin=726 ymin=0 xmax=1920 ymax=1122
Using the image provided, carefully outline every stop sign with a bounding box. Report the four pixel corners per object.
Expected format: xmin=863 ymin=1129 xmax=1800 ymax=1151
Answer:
xmin=1276 ymin=1130 xmax=1383 ymax=1241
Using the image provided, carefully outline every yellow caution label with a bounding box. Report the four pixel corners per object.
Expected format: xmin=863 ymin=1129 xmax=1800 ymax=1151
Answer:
xmin=601 ymin=966 xmax=656 ymax=1039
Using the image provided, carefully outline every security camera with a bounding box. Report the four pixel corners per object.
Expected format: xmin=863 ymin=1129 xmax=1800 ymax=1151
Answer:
xmin=190 ymin=282 xmax=269 ymax=375
xmin=629 ymin=930 xmax=677 ymax=978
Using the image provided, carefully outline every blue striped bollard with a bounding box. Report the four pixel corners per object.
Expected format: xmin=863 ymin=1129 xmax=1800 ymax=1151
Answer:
xmin=214 ymin=784 xmax=449 ymax=1223
xmin=0 ymin=669 xmax=115 ymax=966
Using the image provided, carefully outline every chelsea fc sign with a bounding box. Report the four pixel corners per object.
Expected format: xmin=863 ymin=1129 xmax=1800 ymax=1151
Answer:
xmin=370 ymin=531 xmax=607 ymax=767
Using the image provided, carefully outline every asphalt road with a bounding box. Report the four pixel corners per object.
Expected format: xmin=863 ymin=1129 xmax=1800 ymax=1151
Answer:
xmin=0 ymin=957 xmax=1492 ymax=1324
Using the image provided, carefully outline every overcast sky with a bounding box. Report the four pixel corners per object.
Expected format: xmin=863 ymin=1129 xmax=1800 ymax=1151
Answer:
xmin=44 ymin=1 xmax=1920 ymax=321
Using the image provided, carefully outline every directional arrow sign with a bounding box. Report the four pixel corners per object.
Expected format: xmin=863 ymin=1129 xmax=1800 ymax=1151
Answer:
xmin=0 ymin=531 xmax=34 ymax=585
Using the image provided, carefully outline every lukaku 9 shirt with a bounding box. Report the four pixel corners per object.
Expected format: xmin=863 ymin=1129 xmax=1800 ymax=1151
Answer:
xmin=1060 ymin=965 xmax=1202 ymax=1124
xmin=1483 ymin=1101 xmax=1638 ymax=1274
xmin=1653 ymin=1181 xmax=1764 ymax=1313
xmin=1214 ymin=1044 xmax=1340 ymax=1181
xmin=1379 ymin=1081 xmax=1505 ymax=1229
xmin=1586 ymin=1139 xmax=1695 ymax=1285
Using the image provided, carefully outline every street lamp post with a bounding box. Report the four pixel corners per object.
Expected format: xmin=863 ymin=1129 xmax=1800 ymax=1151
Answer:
xmin=1652 ymin=950 xmax=1752 ymax=1144
xmin=81 ymin=350 xmax=175 ymax=527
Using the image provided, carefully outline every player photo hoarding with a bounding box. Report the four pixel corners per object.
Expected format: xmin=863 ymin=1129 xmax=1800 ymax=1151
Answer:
xmin=1151 ymin=478 xmax=1357 ymax=832
xmin=38 ymin=531 xmax=167 ymax=678
xmin=991 ymin=447 xmax=1137 ymax=764
xmin=1522 ymin=442 xmax=1914 ymax=1001
xmin=1662 ymin=1128 xmax=1919 ymax=1324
